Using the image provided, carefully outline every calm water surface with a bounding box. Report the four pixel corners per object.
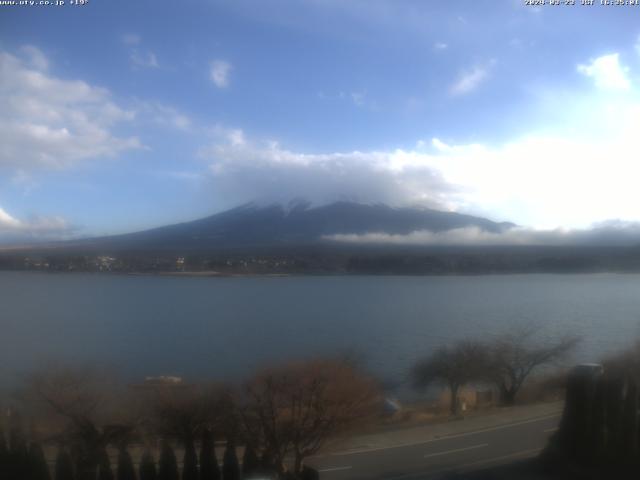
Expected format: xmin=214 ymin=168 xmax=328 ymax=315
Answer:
xmin=3 ymin=272 xmax=640 ymax=390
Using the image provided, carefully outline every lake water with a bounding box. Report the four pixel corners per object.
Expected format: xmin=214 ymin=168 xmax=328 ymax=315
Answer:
xmin=3 ymin=272 xmax=640 ymax=392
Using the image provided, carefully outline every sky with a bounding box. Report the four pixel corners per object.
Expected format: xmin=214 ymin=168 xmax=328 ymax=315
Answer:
xmin=2 ymin=0 xmax=640 ymax=242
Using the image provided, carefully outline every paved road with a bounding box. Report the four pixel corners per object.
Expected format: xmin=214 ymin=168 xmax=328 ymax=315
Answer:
xmin=308 ymin=412 xmax=560 ymax=480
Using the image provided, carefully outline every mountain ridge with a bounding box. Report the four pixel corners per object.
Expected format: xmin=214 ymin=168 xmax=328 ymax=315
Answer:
xmin=32 ymin=201 xmax=516 ymax=253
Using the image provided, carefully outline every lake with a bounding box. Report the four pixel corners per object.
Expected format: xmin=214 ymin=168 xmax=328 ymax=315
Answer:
xmin=2 ymin=272 xmax=640 ymax=392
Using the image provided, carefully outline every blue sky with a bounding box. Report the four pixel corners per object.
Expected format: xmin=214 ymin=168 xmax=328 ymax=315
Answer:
xmin=2 ymin=0 xmax=640 ymax=241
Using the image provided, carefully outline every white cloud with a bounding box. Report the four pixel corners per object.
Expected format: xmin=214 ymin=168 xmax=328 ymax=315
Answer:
xmin=210 ymin=60 xmax=232 ymax=88
xmin=450 ymin=63 xmax=492 ymax=96
xmin=121 ymin=33 xmax=141 ymax=46
xmin=434 ymin=42 xmax=448 ymax=51
xmin=132 ymin=101 xmax=192 ymax=131
xmin=121 ymin=34 xmax=159 ymax=69
xmin=351 ymin=91 xmax=365 ymax=107
xmin=206 ymin=125 xmax=246 ymax=145
xmin=324 ymin=224 xmax=640 ymax=247
xmin=130 ymin=50 xmax=159 ymax=69
xmin=416 ymin=102 xmax=640 ymax=229
xmin=20 ymin=45 xmax=49 ymax=70
xmin=577 ymin=53 xmax=630 ymax=90
xmin=0 ymin=206 xmax=74 ymax=242
xmin=0 ymin=47 xmax=142 ymax=170
xmin=0 ymin=208 xmax=21 ymax=229
xmin=197 ymin=128 xmax=456 ymax=210
xmin=318 ymin=90 xmax=376 ymax=109
xmin=150 ymin=104 xmax=190 ymax=130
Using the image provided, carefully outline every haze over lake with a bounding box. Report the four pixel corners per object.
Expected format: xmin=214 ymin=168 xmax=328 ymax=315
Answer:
xmin=3 ymin=272 xmax=640 ymax=392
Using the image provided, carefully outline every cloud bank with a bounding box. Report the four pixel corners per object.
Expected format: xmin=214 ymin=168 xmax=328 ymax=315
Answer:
xmin=325 ymin=221 xmax=640 ymax=247
xmin=198 ymin=127 xmax=457 ymax=210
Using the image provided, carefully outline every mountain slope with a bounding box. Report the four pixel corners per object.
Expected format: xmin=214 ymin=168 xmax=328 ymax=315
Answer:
xmin=69 ymin=202 xmax=514 ymax=252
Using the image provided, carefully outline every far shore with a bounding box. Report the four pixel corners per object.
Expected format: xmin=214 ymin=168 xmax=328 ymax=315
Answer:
xmin=4 ymin=268 xmax=640 ymax=278
xmin=149 ymin=270 xmax=292 ymax=278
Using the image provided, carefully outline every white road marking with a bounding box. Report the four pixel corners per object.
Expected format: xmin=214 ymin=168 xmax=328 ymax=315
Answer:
xmin=328 ymin=412 xmax=561 ymax=457
xmin=424 ymin=443 xmax=488 ymax=458
xmin=454 ymin=447 xmax=543 ymax=471
xmin=385 ymin=448 xmax=544 ymax=480
xmin=318 ymin=465 xmax=353 ymax=473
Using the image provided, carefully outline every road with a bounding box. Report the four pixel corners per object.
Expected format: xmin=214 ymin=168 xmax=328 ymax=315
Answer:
xmin=308 ymin=411 xmax=560 ymax=480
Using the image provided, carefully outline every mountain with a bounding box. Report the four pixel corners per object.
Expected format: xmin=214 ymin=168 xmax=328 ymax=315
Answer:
xmin=57 ymin=201 xmax=515 ymax=253
xmin=9 ymin=202 xmax=640 ymax=275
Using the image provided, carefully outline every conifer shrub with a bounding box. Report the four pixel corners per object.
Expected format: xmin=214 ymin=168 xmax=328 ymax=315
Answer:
xmin=198 ymin=429 xmax=220 ymax=480
xmin=182 ymin=437 xmax=198 ymax=480
xmin=221 ymin=441 xmax=239 ymax=480
xmin=54 ymin=448 xmax=75 ymax=480
xmin=139 ymin=449 xmax=157 ymax=480
xmin=116 ymin=446 xmax=136 ymax=480
xmin=158 ymin=440 xmax=179 ymax=480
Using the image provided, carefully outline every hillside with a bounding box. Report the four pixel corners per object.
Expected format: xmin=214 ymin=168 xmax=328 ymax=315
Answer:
xmin=49 ymin=201 xmax=515 ymax=253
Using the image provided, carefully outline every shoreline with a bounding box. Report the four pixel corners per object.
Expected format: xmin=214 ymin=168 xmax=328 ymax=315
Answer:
xmin=148 ymin=270 xmax=292 ymax=278
xmin=2 ymin=269 xmax=640 ymax=278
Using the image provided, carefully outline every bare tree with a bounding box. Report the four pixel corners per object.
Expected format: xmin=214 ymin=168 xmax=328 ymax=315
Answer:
xmin=412 ymin=341 xmax=487 ymax=415
xmin=24 ymin=366 xmax=133 ymax=480
xmin=27 ymin=366 xmax=108 ymax=424
xmin=485 ymin=327 xmax=580 ymax=405
xmin=147 ymin=382 xmax=232 ymax=443
xmin=240 ymin=358 xmax=379 ymax=475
